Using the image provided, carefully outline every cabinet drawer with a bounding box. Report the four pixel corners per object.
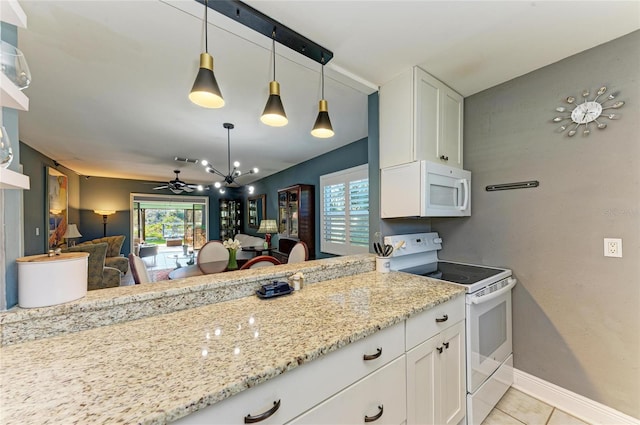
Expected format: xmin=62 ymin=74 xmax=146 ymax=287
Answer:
xmin=176 ymin=322 xmax=404 ymax=424
xmin=288 ymin=356 xmax=407 ymax=425
xmin=406 ymin=295 xmax=464 ymax=350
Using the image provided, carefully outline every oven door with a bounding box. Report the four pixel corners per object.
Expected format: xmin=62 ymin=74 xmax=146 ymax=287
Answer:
xmin=466 ymin=278 xmax=515 ymax=393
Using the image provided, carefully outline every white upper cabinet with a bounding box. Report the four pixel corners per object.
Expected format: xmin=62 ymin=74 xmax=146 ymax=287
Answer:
xmin=380 ymin=67 xmax=463 ymax=169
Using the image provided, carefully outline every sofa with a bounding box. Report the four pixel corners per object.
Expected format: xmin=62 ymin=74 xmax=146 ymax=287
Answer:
xmin=77 ymin=235 xmax=129 ymax=274
xmin=63 ymin=242 xmax=121 ymax=290
xmin=234 ymin=233 xmax=266 ymax=261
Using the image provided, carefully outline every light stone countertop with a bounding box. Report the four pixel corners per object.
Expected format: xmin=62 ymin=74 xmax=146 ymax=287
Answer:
xmin=0 ymin=270 xmax=465 ymax=425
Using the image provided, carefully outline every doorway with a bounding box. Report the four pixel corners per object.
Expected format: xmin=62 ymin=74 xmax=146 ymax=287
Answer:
xmin=130 ymin=194 xmax=208 ymax=259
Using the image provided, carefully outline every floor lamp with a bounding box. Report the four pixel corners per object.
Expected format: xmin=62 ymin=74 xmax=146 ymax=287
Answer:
xmin=94 ymin=210 xmax=115 ymax=237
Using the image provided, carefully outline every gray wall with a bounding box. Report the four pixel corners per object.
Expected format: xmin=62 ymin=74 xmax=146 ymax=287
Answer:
xmin=433 ymin=31 xmax=640 ymax=417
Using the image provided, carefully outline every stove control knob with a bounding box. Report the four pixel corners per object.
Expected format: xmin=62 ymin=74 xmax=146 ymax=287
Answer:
xmin=433 ymin=238 xmax=443 ymax=244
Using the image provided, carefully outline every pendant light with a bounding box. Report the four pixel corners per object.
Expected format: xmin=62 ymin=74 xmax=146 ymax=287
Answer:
xmin=189 ymin=0 xmax=224 ymax=109
xmin=311 ymin=56 xmax=334 ymax=138
xmin=260 ymin=30 xmax=288 ymax=127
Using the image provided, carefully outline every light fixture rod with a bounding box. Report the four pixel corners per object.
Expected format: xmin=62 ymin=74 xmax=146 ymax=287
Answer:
xmin=204 ymin=0 xmax=208 ymax=53
xmin=272 ymin=30 xmax=276 ymax=81
xmin=321 ymin=55 xmax=325 ymax=99
xmin=199 ymin=0 xmax=333 ymax=65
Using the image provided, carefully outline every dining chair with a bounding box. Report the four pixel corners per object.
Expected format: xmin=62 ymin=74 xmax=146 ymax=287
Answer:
xmin=239 ymin=255 xmax=282 ymax=270
xmin=197 ymin=241 xmax=230 ymax=274
xmin=287 ymin=241 xmax=309 ymax=264
xmin=128 ymin=253 xmax=152 ymax=284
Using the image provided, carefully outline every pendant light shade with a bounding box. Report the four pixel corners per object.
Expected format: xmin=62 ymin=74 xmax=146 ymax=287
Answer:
xmin=311 ymin=59 xmax=334 ymax=138
xmin=189 ymin=0 xmax=224 ymax=109
xmin=261 ymin=34 xmax=288 ymax=127
xmin=311 ymin=99 xmax=334 ymax=138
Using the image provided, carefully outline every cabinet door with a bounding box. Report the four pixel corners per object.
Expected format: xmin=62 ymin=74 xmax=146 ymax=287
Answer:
xmin=380 ymin=68 xmax=414 ymax=168
xmin=439 ymin=320 xmax=466 ymax=425
xmin=289 ymin=356 xmax=407 ymax=425
xmin=406 ymin=320 xmax=466 ymax=425
xmin=440 ymin=90 xmax=464 ymax=169
xmin=406 ymin=334 xmax=439 ymax=425
xmin=414 ymin=68 xmax=439 ymax=163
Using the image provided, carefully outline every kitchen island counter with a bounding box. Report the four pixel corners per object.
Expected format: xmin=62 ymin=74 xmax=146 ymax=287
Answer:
xmin=0 ymin=270 xmax=464 ymax=424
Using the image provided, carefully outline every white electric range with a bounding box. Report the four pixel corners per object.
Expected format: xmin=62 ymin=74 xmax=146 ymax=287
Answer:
xmin=384 ymin=232 xmax=516 ymax=425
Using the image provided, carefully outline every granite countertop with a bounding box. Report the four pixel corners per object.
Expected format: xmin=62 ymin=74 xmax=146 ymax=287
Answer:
xmin=0 ymin=271 xmax=465 ymax=425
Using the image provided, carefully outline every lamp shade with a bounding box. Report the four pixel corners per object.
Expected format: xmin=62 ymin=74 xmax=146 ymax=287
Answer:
xmin=311 ymin=99 xmax=334 ymax=138
xmin=189 ymin=53 xmax=225 ymax=108
xmin=63 ymin=224 xmax=82 ymax=239
xmin=261 ymin=81 xmax=288 ymax=127
xmin=94 ymin=210 xmax=115 ymax=216
xmin=257 ymin=219 xmax=278 ymax=234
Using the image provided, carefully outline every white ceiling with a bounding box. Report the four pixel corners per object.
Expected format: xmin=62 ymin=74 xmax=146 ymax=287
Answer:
xmin=15 ymin=0 xmax=640 ymax=188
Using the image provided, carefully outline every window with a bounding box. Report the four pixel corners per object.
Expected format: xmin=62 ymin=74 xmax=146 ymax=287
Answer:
xmin=320 ymin=164 xmax=369 ymax=255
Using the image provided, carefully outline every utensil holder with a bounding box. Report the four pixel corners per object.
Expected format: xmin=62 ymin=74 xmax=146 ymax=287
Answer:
xmin=376 ymin=256 xmax=391 ymax=273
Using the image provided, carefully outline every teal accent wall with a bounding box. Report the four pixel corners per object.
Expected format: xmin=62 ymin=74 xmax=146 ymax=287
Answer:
xmin=367 ymin=92 xmax=380 ymax=249
xmin=2 ymin=22 xmax=22 ymax=309
xmin=20 ymin=143 xmax=80 ymax=255
xmin=241 ymin=137 xmax=368 ymax=259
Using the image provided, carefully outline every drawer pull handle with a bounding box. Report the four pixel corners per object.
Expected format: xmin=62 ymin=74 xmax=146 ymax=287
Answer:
xmin=440 ymin=155 xmax=449 ymax=161
xmin=244 ymin=400 xmax=281 ymax=423
xmin=437 ymin=346 xmax=444 ymax=354
xmin=363 ymin=348 xmax=382 ymax=361
xmin=364 ymin=405 xmax=384 ymax=422
xmin=435 ymin=314 xmax=448 ymax=323
xmin=443 ymin=342 xmax=450 ymax=349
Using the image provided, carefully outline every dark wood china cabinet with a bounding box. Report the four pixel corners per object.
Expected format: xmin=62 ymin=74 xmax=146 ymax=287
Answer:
xmin=277 ymin=184 xmax=315 ymax=260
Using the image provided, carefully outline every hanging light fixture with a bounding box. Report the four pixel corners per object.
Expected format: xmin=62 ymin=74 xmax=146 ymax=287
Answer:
xmin=203 ymin=123 xmax=258 ymax=194
xmin=311 ymin=56 xmax=334 ymax=138
xmin=189 ymin=0 xmax=224 ymax=109
xmin=260 ymin=29 xmax=288 ymax=127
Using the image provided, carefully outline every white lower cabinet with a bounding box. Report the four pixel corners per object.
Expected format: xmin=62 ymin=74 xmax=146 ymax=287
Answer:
xmin=288 ymin=356 xmax=406 ymax=425
xmin=177 ymin=297 xmax=466 ymax=425
xmin=406 ymin=320 xmax=466 ymax=425
xmin=175 ymin=322 xmax=404 ymax=424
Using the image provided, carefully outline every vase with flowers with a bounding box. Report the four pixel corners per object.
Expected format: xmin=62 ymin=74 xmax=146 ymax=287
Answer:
xmin=223 ymin=238 xmax=242 ymax=270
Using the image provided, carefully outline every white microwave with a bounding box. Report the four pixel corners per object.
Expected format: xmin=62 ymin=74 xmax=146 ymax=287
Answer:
xmin=380 ymin=160 xmax=471 ymax=218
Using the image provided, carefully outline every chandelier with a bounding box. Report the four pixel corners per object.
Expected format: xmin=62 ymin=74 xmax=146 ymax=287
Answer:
xmin=202 ymin=123 xmax=258 ymax=194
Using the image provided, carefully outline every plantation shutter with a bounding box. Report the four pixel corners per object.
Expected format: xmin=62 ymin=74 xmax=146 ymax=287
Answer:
xmin=320 ymin=164 xmax=369 ymax=255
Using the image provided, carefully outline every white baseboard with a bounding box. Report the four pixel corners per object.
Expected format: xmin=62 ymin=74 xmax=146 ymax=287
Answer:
xmin=512 ymin=368 xmax=639 ymax=425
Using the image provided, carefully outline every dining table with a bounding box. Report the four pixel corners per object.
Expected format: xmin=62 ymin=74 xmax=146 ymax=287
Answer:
xmin=167 ymin=260 xmax=229 ymax=279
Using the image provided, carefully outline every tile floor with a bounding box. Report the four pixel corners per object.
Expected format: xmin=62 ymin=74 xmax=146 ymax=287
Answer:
xmin=482 ymin=387 xmax=591 ymax=425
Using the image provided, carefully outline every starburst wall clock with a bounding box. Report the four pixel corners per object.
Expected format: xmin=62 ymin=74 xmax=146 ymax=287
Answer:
xmin=552 ymin=86 xmax=624 ymax=137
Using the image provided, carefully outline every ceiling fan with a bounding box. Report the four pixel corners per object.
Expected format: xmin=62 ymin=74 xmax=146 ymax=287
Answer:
xmin=153 ymin=170 xmax=205 ymax=194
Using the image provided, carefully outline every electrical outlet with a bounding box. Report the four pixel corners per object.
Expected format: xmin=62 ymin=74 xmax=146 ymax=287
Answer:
xmin=604 ymin=238 xmax=622 ymax=258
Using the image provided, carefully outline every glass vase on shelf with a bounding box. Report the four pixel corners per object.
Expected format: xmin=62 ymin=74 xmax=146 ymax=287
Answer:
xmin=1 ymin=40 xmax=31 ymax=90
xmin=0 ymin=125 xmax=13 ymax=169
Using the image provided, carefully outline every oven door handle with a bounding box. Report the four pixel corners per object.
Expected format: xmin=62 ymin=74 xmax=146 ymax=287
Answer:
xmin=470 ymin=278 xmax=517 ymax=305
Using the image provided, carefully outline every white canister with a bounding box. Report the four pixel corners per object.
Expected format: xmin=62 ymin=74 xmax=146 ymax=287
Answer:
xmin=17 ymin=252 xmax=88 ymax=308
xmin=376 ymin=256 xmax=391 ymax=273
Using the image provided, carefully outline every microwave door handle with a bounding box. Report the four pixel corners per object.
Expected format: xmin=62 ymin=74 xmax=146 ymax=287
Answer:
xmin=470 ymin=278 xmax=517 ymax=305
xmin=459 ymin=178 xmax=470 ymax=210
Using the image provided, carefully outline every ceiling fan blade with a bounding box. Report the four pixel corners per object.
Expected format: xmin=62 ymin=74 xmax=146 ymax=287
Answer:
xmin=153 ymin=185 xmax=169 ymax=190
xmin=170 ymin=188 xmax=183 ymax=194
xmin=183 ymin=186 xmax=194 ymax=192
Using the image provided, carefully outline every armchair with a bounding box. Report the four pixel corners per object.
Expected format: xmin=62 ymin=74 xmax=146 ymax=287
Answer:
xmin=77 ymin=235 xmax=128 ymax=274
xmin=63 ymin=242 xmax=121 ymax=290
